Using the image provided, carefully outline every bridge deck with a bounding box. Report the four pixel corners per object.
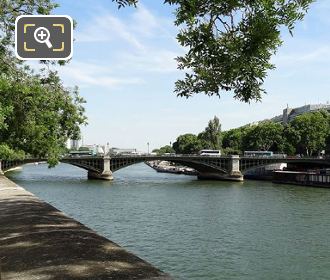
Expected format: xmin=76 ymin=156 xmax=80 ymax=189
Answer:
xmin=0 ymin=176 xmax=171 ymax=280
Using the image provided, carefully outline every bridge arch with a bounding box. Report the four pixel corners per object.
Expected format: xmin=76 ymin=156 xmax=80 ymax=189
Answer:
xmin=0 ymin=157 xmax=105 ymax=176
xmin=240 ymin=157 xmax=330 ymax=174
xmin=110 ymin=158 xmax=229 ymax=175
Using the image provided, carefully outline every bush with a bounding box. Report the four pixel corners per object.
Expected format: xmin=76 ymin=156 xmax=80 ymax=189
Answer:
xmin=0 ymin=144 xmax=25 ymax=160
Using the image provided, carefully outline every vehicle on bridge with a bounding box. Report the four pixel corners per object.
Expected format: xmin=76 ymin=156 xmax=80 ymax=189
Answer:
xmin=199 ymin=150 xmax=222 ymax=156
xmin=244 ymin=151 xmax=273 ymax=157
xmin=69 ymin=150 xmax=96 ymax=157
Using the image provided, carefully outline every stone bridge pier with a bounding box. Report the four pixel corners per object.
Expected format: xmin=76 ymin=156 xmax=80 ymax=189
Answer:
xmin=87 ymin=156 xmax=113 ymax=180
xmin=197 ymin=155 xmax=243 ymax=181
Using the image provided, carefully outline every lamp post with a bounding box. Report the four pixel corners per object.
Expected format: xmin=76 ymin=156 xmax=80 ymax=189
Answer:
xmin=147 ymin=142 xmax=150 ymax=155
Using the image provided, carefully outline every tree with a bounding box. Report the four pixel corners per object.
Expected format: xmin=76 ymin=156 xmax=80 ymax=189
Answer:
xmin=242 ymin=121 xmax=284 ymax=151
xmin=200 ymin=116 xmax=222 ymax=150
xmin=326 ymin=135 xmax=330 ymax=155
xmin=0 ymin=144 xmax=25 ymax=160
xmin=0 ymin=1 xmax=87 ymax=164
xmin=0 ymin=1 xmax=58 ymax=51
xmin=290 ymin=111 xmax=329 ymax=156
xmin=173 ymin=134 xmax=203 ymax=154
xmin=222 ymin=127 xmax=245 ymax=152
xmin=0 ymin=68 xmax=87 ymax=164
xmin=152 ymin=145 xmax=175 ymax=155
xmin=282 ymin=125 xmax=300 ymax=155
xmin=114 ymin=0 xmax=313 ymax=102
xmin=197 ymin=131 xmax=210 ymax=149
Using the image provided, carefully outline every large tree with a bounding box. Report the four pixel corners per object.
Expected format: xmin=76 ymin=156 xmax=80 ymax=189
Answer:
xmin=0 ymin=69 xmax=86 ymax=164
xmin=222 ymin=126 xmax=249 ymax=153
xmin=173 ymin=134 xmax=203 ymax=154
xmin=198 ymin=116 xmax=222 ymax=150
xmin=242 ymin=121 xmax=284 ymax=152
xmin=0 ymin=1 xmax=87 ymax=164
xmin=289 ymin=111 xmax=329 ymax=156
xmin=114 ymin=0 xmax=313 ymax=102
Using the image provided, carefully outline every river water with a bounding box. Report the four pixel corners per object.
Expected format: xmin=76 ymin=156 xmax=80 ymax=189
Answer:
xmin=7 ymin=163 xmax=330 ymax=280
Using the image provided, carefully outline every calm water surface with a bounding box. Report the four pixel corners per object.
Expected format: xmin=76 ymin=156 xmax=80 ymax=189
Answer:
xmin=7 ymin=163 xmax=330 ymax=280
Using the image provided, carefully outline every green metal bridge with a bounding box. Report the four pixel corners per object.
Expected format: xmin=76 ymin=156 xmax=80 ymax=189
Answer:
xmin=1 ymin=155 xmax=329 ymax=181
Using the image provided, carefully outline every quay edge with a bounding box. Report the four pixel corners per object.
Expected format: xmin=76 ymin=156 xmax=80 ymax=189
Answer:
xmin=0 ymin=175 xmax=172 ymax=280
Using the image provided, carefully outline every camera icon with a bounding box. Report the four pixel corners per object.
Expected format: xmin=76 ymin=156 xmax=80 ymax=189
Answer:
xmin=15 ymin=15 xmax=73 ymax=60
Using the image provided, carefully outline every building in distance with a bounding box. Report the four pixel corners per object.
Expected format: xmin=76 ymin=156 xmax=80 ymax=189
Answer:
xmin=271 ymin=103 xmax=330 ymax=124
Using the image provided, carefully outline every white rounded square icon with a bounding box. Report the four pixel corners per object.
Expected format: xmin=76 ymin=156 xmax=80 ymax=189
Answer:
xmin=15 ymin=15 xmax=73 ymax=60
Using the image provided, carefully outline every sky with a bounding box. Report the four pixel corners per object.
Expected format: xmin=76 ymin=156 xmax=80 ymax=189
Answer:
xmin=47 ymin=0 xmax=330 ymax=152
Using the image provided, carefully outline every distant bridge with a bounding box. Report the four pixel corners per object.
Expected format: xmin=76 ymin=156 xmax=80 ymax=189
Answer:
xmin=1 ymin=155 xmax=329 ymax=182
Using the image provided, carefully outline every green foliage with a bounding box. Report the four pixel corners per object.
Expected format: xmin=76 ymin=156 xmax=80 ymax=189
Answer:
xmin=171 ymin=116 xmax=222 ymax=154
xmin=169 ymin=109 xmax=330 ymax=157
xmin=0 ymin=144 xmax=25 ymax=160
xmin=221 ymin=111 xmax=330 ymax=156
xmin=162 ymin=111 xmax=330 ymax=157
xmin=290 ymin=111 xmax=329 ymax=156
xmin=222 ymin=147 xmax=241 ymax=156
xmin=197 ymin=131 xmax=210 ymax=149
xmin=153 ymin=145 xmax=175 ymax=155
xmin=242 ymin=121 xmax=284 ymax=151
xmin=0 ymin=1 xmax=87 ymax=165
xmin=222 ymin=126 xmax=245 ymax=152
xmin=0 ymin=66 xmax=87 ymax=163
xmin=199 ymin=116 xmax=222 ymax=149
xmin=282 ymin=125 xmax=300 ymax=155
xmin=112 ymin=0 xmax=138 ymax=9
xmin=0 ymin=102 xmax=12 ymax=130
xmin=173 ymin=134 xmax=203 ymax=154
xmin=326 ymin=135 xmax=330 ymax=155
xmin=0 ymin=0 xmax=58 ymax=48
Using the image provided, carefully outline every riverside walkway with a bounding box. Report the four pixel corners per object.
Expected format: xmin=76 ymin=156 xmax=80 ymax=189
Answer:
xmin=0 ymin=176 xmax=171 ymax=280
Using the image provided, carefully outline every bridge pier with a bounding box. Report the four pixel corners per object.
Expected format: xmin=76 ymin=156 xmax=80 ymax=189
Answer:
xmin=87 ymin=156 xmax=113 ymax=181
xmin=228 ymin=155 xmax=244 ymax=181
xmin=197 ymin=155 xmax=243 ymax=181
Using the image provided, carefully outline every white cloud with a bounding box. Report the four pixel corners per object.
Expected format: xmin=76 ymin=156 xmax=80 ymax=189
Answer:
xmin=75 ymin=5 xmax=183 ymax=75
xmin=58 ymin=61 xmax=144 ymax=89
xmin=273 ymin=45 xmax=330 ymax=66
xmin=76 ymin=14 xmax=145 ymax=51
xmin=131 ymin=5 xmax=160 ymax=36
xmin=75 ymin=4 xmax=174 ymax=48
xmin=116 ymin=49 xmax=179 ymax=73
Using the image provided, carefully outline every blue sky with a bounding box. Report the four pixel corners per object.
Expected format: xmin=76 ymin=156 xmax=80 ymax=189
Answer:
xmin=50 ymin=0 xmax=330 ymax=152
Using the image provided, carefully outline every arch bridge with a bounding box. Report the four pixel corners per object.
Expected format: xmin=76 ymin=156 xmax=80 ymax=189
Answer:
xmin=0 ymin=155 xmax=329 ymax=182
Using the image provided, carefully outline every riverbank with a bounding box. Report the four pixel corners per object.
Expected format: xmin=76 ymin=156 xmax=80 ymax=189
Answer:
xmin=0 ymin=175 xmax=171 ymax=280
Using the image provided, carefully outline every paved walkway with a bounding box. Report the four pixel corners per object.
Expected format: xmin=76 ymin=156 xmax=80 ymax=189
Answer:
xmin=0 ymin=176 xmax=171 ymax=280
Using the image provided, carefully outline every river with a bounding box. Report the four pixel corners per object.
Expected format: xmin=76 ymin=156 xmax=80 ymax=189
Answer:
xmin=7 ymin=163 xmax=330 ymax=280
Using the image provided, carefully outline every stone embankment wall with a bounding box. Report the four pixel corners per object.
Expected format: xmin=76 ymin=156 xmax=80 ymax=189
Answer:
xmin=0 ymin=176 xmax=171 ymax=280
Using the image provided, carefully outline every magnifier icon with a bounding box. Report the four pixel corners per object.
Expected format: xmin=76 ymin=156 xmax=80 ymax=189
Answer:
xmin=34 ymin=27 xmax=53 ymax=48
